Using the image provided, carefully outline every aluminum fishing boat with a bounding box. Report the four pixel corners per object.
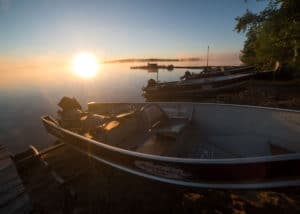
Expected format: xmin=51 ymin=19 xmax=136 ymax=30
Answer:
xmin=42 ymin=97 xmax=300 ymax=189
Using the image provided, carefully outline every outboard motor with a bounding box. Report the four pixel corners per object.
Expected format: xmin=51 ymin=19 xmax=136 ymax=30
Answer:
xmin=180 ymin=70 xmax=192 ymax=80
xmin=147 ymin=79 xmax=157 ymax=87
xmin=57 ymin=97 xmax=84 ymax=130
xmin=58 ymin=96 xmax=82 ymax=111
xmin=57 ymin=96 xmax=109 ymax=135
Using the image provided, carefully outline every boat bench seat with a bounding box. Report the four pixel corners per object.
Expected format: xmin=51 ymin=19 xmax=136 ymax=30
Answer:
xmin=141 ymin=104 xmax=190 ymax=139
xmin=153 ymin=118 xmax=189 ymax=138
xmin=100 ymin=111 xmax=139 ymax=147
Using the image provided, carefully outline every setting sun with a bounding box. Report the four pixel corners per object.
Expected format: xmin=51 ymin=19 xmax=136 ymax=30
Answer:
xmin=72 ymin=52 xmax=100 ymax=78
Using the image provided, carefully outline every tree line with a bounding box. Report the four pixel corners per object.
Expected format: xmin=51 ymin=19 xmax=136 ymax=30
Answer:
xmin=235 ymin=0 xmax=300 ymax=77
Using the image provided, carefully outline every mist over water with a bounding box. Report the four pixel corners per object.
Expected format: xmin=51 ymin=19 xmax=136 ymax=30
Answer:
xmin=0 ymin=60 xmax=240 ymax=153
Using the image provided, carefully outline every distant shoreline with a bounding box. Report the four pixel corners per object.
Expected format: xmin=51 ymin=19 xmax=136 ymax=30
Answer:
xmin=103 ymin=58 xmax=202 ymax=64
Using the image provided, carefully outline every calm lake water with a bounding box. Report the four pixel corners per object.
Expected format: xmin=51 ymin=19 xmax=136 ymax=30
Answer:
xmin=0 ymin=61 xmax=237 ymax=153
xmin=0 ymin=63 xmax=199 ymax=153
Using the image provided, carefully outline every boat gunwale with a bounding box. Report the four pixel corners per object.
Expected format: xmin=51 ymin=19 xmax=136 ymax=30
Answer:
xmin=41 ymin=102 xmax=300 ymax=164
xmin=71 ymin=146 xmax=300 ymax=189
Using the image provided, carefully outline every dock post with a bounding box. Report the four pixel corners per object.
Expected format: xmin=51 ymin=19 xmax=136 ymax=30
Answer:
xmin=206 ymin=45 xmax=210 ymax=68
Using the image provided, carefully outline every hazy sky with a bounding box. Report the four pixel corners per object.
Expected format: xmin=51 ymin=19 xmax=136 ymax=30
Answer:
xmin=0 ymin=0 xmax=267 ymax=59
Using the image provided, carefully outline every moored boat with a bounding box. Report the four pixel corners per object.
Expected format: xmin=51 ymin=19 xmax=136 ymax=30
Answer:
xmin=180 ymin=65 xmax=255 ymax=80
xmin=41 ymin=97 xmax=300 ymax=189
xmin=143 ymin=72 xmax=254 ymax=100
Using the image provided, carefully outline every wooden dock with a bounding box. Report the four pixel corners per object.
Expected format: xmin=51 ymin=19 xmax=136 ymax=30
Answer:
xmin=131 ymin=64 xmax=241 ymax=71
xmin=0 ymin=145 xmax=32 ymax=214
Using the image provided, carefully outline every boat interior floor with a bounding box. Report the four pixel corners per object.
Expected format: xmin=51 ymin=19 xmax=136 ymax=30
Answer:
xmin=88 ymin=123 xmax=278 ymax=160
xmin=112 ymin=126 xmax=275 ymax=159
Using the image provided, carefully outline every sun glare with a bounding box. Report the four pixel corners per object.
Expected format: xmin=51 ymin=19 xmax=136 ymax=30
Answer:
xmin=72 ymin=52 xmax=100 ymax=78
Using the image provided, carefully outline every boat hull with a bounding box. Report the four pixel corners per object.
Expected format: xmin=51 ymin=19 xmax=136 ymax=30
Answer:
xmin=184 ymin=66 xmax=255 ymax=80
xmin=143 ymin=80 xmax=248 ymax=100
xmin=41 ymin=104 xmax=300 ymax=189
xmin=143 ymin=73 xmax=253 ymax=100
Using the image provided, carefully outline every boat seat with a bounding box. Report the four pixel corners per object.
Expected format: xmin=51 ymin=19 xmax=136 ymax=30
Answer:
xmin=140 ymin=104 xmax=190 ymax=139
xmin=154 ymin=118 xmax=190 ymax=139
xmin=99 ymin=111 xmax=139 ymax=147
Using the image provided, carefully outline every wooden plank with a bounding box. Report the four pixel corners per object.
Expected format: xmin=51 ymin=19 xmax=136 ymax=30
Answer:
xmin=0 ymin=145 xmax=32 ymax=214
